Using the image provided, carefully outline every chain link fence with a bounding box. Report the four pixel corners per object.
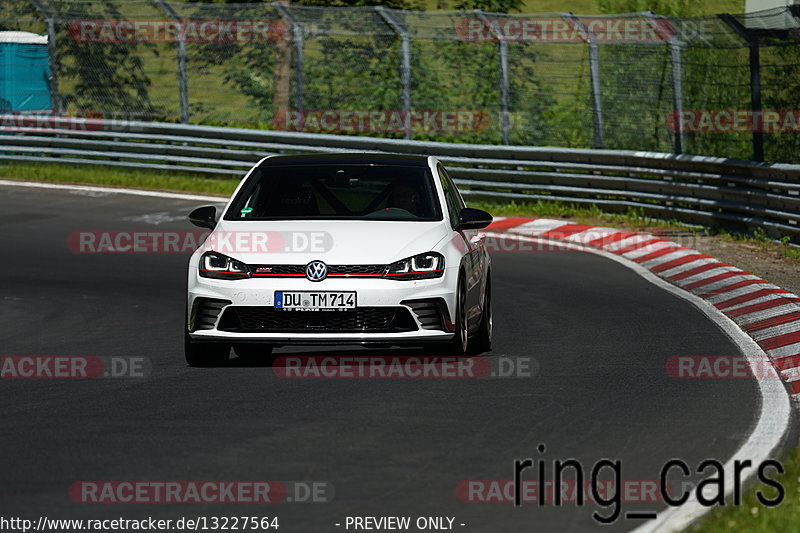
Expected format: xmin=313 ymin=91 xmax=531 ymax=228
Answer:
xmin=2 ymin=1 xmax=800 ymax=163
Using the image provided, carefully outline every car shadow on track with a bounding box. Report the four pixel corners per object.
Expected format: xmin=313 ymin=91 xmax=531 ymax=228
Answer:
xmin=205 ymin=346 xmax=493 ymax=369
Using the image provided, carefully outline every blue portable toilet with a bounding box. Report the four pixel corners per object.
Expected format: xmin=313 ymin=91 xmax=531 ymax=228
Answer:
xmin=0 ymin=31 xmax=51 ymax=112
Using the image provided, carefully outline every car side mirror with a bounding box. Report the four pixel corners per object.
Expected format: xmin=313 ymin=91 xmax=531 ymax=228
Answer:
xmin=188 ymin=206 xmax=217 ymax=230
xmin=455 ymin=207 xmax=493 ymax=231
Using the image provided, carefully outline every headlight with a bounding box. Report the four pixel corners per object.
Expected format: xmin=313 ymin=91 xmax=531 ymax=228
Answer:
xmin=384 ymin=252 xmax=444 ymax=280
xmin=199 ymin=252 xmax=250 ymax=280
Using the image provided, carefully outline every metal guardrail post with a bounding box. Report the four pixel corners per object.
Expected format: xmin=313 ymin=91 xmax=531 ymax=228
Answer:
xmin=475 ymin=11 xmax=510 ymax=145
xmin=376 ymin=7 xmax=411 ymax=140
xmin=29 ymin=0 xmax=60 ymax=112
xmin=153 ymin=0 xmax=189 ymax=124
xmin=275 ymin=3 xmax=305 ymax=112
xmin=719 ymin=14 xmax=764 ymax=162
xmin=563 ymin=13 xmax=604 ymax=150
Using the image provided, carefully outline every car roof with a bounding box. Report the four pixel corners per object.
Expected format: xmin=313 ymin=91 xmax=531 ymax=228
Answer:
xmin=258 ymin=153 xmax=431 ymax=167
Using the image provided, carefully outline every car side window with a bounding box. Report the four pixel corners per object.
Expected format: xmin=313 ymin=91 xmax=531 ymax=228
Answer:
xmin=437 ymin=163 xmax=461 ymax=228
xmin=442 ymin=166 xmax=466 ymax=213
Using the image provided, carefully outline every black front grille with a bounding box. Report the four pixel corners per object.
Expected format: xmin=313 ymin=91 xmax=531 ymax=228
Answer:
xmin=329 ymin=265 xmax=386 ymax=276
xmin=218 ymin=306 xmax=417 ymax=333
xmin=250 ymin=264 xmax=386 ymax=277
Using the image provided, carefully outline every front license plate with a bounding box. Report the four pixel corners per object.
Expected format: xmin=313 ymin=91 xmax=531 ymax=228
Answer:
xmin=274 ymin=291 xmax=356 ymax=311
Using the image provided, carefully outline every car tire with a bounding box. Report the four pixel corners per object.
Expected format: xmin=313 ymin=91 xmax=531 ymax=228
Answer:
xmin=234 ymin=344 xmax=275 ymax=364
xmin=445 ymin=273 xmax=469 ymax=355
xmin=468 ymin=273 xmax=492 ymax=354
xmin=184 ymin=331 xmax=230 ymax=367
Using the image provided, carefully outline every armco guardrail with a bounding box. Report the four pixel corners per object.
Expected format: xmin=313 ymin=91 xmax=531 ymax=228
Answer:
xmin=1 ymin=118 xmax=799 ymax=241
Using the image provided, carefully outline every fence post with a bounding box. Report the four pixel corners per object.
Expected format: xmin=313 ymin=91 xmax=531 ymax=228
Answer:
xmin=563 ymin=13 xmax=604 ymax=149
xmin=275 ymin=3 xmax=305 ymax=112
xmin=748 ymin=39 xmax=764 ymax=162
xmin=153 ymin=0 xmax=189 ymax=123
xmin=719 ymin=14 xmax=763 ymax=162
xmin=475 ymin=11 xmax=510 ymax=145
xmin=376 ymin=7 xmax=411 ymax=140
xmin=645 ymin=12 xmax=685 ymax=154
xmin=670 ymin=40 xmax=685 ymax=154
xmin=29 ymin=0 xmax=60 ymax=112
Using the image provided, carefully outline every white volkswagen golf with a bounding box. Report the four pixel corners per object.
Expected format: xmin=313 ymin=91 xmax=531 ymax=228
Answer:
xmin=185 ymin=153 xmax=492 ymax=365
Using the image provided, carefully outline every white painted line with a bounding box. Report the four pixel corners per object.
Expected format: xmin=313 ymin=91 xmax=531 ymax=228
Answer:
xmin=508 ymin=218 xmax=571 ymax=235
xmin=705 ymin=283 xmax=780 ymax=305
xmin=620 ymin=240 xmax=676 ymax=260
xmin=0 ymin=179 xmax=228 ymax=203
xmin=502 ymin=233 xmax=791 ymax=533
xmin=674 ymin=266 xmax=743 ymax=287
xmin=658 ymin=258 xmax=721 ymax=279
xmin=603 ymin=234 xmax=657 ymax=252
xmin=751 ymin=321 xmax=800 ymax=342
xmin=723 ymin=294 xmax=798 ymax=314
xmin=691 ymin=275 xmax=763 ymax=296
xmin=565 ymin=227 xmax=623 ymax=245
xmin=735 ymin=303 xmax=800 ymax=326
xmin=638 ymin=249 xmax=697 ymax=269
xmin=768 ymin=342 xmax=800 ymax=360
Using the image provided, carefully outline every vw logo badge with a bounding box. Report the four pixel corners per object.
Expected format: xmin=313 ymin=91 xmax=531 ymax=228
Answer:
xmin=305 ymin=260 xmax=328 ymax=282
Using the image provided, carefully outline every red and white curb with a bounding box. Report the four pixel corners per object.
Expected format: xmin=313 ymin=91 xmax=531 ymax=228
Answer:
xmin=486 ymin=217 xmax=800 ymax=399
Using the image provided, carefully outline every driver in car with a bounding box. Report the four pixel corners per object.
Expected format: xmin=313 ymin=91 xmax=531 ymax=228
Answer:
xmin=388 ymin=179 xmax=423 ymax=216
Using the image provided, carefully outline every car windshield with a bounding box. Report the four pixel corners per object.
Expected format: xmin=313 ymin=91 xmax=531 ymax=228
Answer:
xmin=224 ymin=163 xmax=442 ymax=221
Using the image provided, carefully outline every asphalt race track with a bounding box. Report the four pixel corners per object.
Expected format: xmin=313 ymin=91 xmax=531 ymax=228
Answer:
xmin=0 ymin=183 xmax=764 ymax=532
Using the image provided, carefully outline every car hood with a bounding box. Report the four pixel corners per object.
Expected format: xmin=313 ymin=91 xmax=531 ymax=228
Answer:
xmin=205 ymin=219 xmax=450 ymax=265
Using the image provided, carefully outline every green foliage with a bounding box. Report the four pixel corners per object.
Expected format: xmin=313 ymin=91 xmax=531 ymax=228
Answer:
xmin=453 ymin=0 xmax=524 ymax=13
xmin=760 ymin=43 xmax=800 ymax=163
xmin=597 ymin=0 xmax=704 ymax=17
xmin=0 ymin=162 xmax=238 ymax=196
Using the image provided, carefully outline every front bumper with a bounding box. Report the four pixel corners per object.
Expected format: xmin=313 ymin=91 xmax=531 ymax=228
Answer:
xmin=187 ymin=267 xmax=458 ymax=345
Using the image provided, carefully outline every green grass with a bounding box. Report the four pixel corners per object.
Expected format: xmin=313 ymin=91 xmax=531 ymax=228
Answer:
xmin=467 ymin=198 xmax=698 ymax=231
xmin=688 ymin=445 xmax=800 ymax=533
xmin=0 ymin=162 xmax=237 ymax=197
